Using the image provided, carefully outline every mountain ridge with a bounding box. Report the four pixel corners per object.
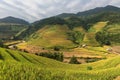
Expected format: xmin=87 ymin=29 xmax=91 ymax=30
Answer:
xmin=57 ymin=5 xmax=120 ymax=18
xmin=0 ymin=16 xmax=29 ymax=25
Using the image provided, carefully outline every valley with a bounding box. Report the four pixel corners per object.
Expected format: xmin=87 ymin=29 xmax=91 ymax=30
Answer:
xmin=0 ymin=5 xmax=120 ymax=80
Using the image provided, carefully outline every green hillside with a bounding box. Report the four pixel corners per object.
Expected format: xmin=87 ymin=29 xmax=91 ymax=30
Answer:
xmin=103 ymin=24 xmax=120 ymax=45
xmin=0 ymin=16 xmax=29 ymax=40
xmin=25 ymin=21 xmax=109 ymax=48
xmin=0 ymin=23 xmax=28 ymax=39
xmin=0 ymin=47 xmax=120 ymax=80
xmin=0 ymin=16 xmax=29 ymax=25
xmin=17 ymin=5 xmax=120 ymax=48
xmin=83 ymin=22 xmax=107 ymax=46
xmin=28 ymin=25 xmax=76 ymax=48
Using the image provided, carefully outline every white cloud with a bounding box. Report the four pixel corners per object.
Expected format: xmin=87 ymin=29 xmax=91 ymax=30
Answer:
xmin=0 ymin=0 xmax=119 ymax=22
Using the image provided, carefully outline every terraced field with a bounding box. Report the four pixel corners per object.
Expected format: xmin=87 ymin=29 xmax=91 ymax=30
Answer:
xmin=83 ymin=22 xmax=107 ymax=46
xmin=0 ymin=47 xmax=120 ymax=80
xmin=28 ymin=25 xmax=76 ymax=48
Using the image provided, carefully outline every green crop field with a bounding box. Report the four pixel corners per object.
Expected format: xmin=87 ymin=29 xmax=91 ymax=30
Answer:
xmin=103 ymin=24 xmax=120 ymax=45
xmin=26 ymin=22 xmax=108 ymax=48
xmin=0 ymin=47 xmax=120 ymax=80
xmin=83 ymin=22 xmax=107 ymax=46
xmin=28 ymin=25 xmax=76 ymax=48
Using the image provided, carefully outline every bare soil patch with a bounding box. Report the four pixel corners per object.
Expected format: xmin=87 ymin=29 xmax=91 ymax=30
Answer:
xmin=112 ymin=46 xmax=120 ymax=53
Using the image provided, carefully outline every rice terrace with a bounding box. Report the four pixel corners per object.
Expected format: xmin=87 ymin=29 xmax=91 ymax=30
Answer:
xmin=0 ymin=0 xmax=120 ymax=80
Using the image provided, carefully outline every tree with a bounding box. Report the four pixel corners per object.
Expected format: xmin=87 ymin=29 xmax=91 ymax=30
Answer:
xmin=69 ymin=56 xmax=80 ymax=64
xmin=95 ymin=31 xmax=111 ymax=46
xmin=68 ymin=31 xmax=84 ymax=45
xmin=54 ymin=46 xmax=60 ymax=51
xmin=0 ymin=40 xmax=4 ymax=47
xmin=38 ymin=52 xmax=64 ymax=62
xmin=87 ymin=66 xmax=93 ymax=70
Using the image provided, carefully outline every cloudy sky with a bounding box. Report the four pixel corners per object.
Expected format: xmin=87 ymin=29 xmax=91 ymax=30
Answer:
xmin=0 ymin=0 xmax=120 ymax=22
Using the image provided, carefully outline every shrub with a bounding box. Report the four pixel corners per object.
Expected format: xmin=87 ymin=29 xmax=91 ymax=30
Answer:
xmin=69 ymin=56 xmax=80 ymax=64
xmin=67 ymin=31 xmax=84 ymax=45
xmin=38 ymin=52 xmax=64 ymax=62
xmin=95 ymin=31 xmax=111 ymax=46
xmin=54 ymin=46 xmax=60 ymax=51
xmin=87 ymin=66 xmax=93 ymax=70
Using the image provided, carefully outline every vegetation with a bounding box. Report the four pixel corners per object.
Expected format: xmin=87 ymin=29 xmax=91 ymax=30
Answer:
xmin=95 ymin=31 xmax=111 ymax=46
xmin=36 ymin=52 xmax=63 ymax=62
xmin=53 ymin=46 xmax=61 ymax=51
xmin=0 ymin=47 xmax=119 ymax=80
xmin=95 ymin=23 xmax=120 ymax=46
xmin=0 ymin=16 xmax=29 ymax=25
xmin=0 ymin=5 xmax=120 ymax=80
xmin=69 ymin=56 xmax=80 ymax=64
xmin=87 ymin=66 xmax=93 ymax=70
xmin=14 ymin=6 xmax=120 ymax=47
xmin=27 ymin=25 xmax=76 ymax=48
xmin=68 ymin=31 xmax=84 ymax=44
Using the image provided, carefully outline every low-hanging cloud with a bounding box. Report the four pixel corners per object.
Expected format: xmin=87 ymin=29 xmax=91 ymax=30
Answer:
xmin=0 ymin=0 xmax=120 ymax=22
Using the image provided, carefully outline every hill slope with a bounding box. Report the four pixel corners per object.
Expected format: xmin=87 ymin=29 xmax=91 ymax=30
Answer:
xmin=0 ymin=47 xmax=120 ymax=80
xmin=17 ymin=5 xmax=120 ymax=48
xmin=83 ymin=22 xmax=107 ymax=46
xmin=28 ymin=25 xmax=76 ymax=48
xmin=0 ymin=16 xmax=29 ymax=25
xmin=0 ymin=16 xmax=29 ymax=40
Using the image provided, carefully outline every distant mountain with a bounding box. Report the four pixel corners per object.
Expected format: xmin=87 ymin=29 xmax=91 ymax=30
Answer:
xmin=56 ymin=13 xmax=76 ymax=18
xmin=57 ymin=5 xmax=120 ymax=18
xmin=0 ymin=16 xmax=29 ymax=25
xmin=0 ymin=16 xmax=29 ymax=40
xmin=77 ymin=5 xmax=120 ymax=16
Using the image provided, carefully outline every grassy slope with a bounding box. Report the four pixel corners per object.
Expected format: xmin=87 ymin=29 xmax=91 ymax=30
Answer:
xmin=28 ymin=25 xmax=76 ymax=48
xmin=26 ymin=22 xmax=106 ymax=48
xmin=0 ymin=23 xmax=27 ymax=39
xmin=73 ymin=26 xmax=86 ymax=33
xmin=106 ymin=24 xmax=120 ymax=33
xmin=83 ymin=22 xmax=107 ymax=46
xmin=105 ymin=24 xmax=120 ymax=45
xmin=0 ymin=47 xmax=120 ymax=80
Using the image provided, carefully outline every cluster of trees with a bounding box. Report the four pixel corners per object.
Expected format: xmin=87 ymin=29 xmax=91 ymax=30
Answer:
xmin=36 ymin=52 xmax=81 ymax=64
xmin=66 ymin=17 xmax=85 ymax=29
xmin=69 ymin=56 xmax=80 ymax=64
xmin=95 ymin=31 xmax=111 ymax=46
xmin=0 ymin=40 xmax=3 ymax=47
xmin=67 ymin=31 xmax=84 ymax=44
xmin=36 ymin=52 xmax=63 ymax=62
xmin=96 ymin=29 xmax=120 ymax=46
xmin=53 ymin=46 xmax=62 ymax=51
xmin=109 ymin=33 xmax=120 ymax=43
